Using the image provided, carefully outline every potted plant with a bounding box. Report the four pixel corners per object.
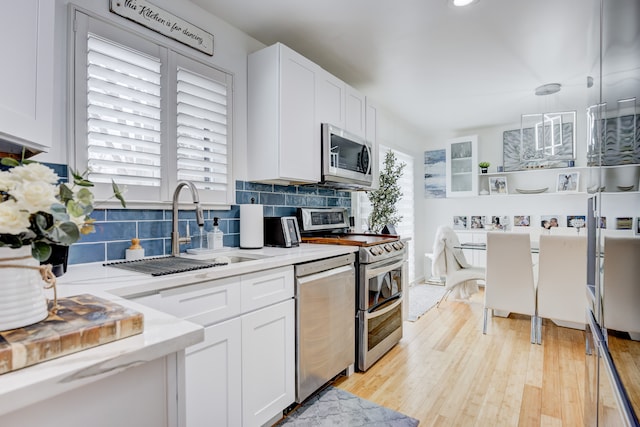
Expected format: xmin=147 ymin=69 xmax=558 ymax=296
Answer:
xmin=479 ymin=161 xmax=490 ymax=173
xmin=0 ymin=154 xmax=125 ymax=330
xmin=367 ymin=150 xmax=406 ymax=233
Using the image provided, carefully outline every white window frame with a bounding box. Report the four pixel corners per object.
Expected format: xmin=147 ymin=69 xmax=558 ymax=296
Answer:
xmin=71 ymin=9 xmax=234 ymax=207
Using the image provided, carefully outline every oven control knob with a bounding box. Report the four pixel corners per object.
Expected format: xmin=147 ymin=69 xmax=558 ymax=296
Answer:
xmin=397 ymin=241 xmax=404 ymax=249
xmin=384 ymin=244 xmax=392 ymax=252
xmin=369 ymin=248 xmax=378 ymax=256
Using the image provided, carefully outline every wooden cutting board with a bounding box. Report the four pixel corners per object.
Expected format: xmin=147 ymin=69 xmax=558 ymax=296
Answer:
xmin=302 ymin=234 xmax=399 ymax=247
xmin=0 ymin=294 xmax=143 ymax=375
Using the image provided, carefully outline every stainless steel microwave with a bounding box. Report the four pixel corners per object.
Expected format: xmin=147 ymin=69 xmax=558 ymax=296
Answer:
xmin=321 ymin=123 xmax=373 ymax=189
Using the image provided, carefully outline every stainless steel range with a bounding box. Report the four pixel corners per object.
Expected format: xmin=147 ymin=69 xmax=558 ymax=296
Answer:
xmin=297 ymin=207 xmax=407 ymax=371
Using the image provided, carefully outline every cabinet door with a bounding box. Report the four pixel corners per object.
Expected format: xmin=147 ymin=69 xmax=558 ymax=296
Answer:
xmin=242 ymin=299 xmax=295 ymax=427
xmin=446 ymin=135 xmax=478 ymax=197
xmin=317 ymin=69 xmax=346 ymax=128
xmin=0 ymin=0 xmax=54 ymax=151
xmin=366 ymin=101 xmax=379 ymax=189
xmin=185 ymin=318 xmax=241 ymax=427
xmin=279 ymin=45 xmax=320 ymax=182
xmin=345 ymin=85 xmax=366 ymax=138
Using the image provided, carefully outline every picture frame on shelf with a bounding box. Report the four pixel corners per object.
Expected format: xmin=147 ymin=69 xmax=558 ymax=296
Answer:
xmin=567 ymin=215 xmax=586 ymax=228
xmin=489 ymin=176 xmax=508 ymax=195
xmin=556 ymin=172 xmax=580 ymax=192
xmin=616 ymin=217 xmax=633 ymax=230
xmin=489 ymin=215 xmax=510 ymax=230
xmin=470 ymin=216 xmax=485 ymax=229
xmin=453 ymin=215 xmax=468 ymax=230
xmin=514 ymin=215 xmax=531 ymax=226
xmin=541 ymin=215 xmax=561 ymax=229
xmin=636 ymin=218 xmax=640 ymax=235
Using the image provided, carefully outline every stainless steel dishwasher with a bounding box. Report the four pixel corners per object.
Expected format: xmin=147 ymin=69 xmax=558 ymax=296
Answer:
xmin=294 ymin=253 xmax=355 ymax=403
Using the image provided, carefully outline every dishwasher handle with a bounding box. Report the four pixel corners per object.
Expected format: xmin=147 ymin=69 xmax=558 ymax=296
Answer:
xmin=296 ymin=264 xmax=354 ymax=286
xmin=295 ymin=253 xmax=355 ymax=277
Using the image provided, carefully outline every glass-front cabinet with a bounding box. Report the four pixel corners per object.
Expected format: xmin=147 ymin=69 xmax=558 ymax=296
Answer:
xmin=445 ymin=135 xmax=478 ymax=197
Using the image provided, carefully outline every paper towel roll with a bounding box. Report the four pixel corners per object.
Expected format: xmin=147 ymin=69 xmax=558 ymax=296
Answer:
xmin=240 ymin=204 xmax=264 ymax=248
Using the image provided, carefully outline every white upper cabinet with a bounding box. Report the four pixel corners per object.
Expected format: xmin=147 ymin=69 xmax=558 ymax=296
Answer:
xmin=446 ymin=135 xmax=479 ymax=197
xmin=345 ymin=85 xmax=366 ymax=139
xmin=248 ymin=43 xmax=320 ymax=184
xmin=0 ymin=1 xmax=55 ymax=153
xmin=317 ymin=69 xmax=346 ymax=128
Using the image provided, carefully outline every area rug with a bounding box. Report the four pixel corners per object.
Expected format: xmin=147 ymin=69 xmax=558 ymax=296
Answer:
xmin=275 ymin=386 xmax=419 ymax=426
xmin=407 ymin=284 xmax=447 ymax=322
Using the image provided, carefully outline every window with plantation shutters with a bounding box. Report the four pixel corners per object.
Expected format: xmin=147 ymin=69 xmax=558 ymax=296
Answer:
xmin=176 ymin=66 xmax=230 ymax=192
xmin=73 ymin=11 xmax=233 ymax=205
xmin=86 ymin=34 xmax=163 ymax=188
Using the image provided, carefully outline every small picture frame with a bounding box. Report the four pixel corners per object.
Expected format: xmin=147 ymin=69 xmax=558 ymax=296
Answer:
xmin=541 ymin=215 xmax=561 ymax=229
xmin=489 ymin=176 xmax=508 ymax=195
xmin=616 ymin=217 xmax=633 ymax=230
xmin=453 ymin=216 xmax=468 ymax=230
xmin=514 ymin=215 xmax=531 ymax=227
xmin=598 ymin=217 xmax=607 ymax=229
xmin=556 ymin=172 xmax=580 ymax=192
xmin=567 ymin=215 xmax=586 ymax=228
xmin=470 ymin=216 xmax=485 ymax=229
xmin=636 ymin=218 xmax=640 ymax=235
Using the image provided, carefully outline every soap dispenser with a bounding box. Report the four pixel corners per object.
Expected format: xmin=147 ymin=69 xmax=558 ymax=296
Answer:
xmin=208 ymin=217 xmax=224 ymax=250
xmin=125 ymin=238 xmax=145 ymax=260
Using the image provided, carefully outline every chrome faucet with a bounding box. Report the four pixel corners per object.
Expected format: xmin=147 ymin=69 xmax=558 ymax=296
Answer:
xmin=171 ymin=180 xmax=205 ymax=256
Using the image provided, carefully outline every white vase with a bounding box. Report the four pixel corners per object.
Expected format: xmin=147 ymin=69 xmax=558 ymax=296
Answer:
xmin=0 ymin=246 xmax=49 ymax=331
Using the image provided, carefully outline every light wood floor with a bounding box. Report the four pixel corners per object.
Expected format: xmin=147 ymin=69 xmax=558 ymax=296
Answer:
xmin=334 ymin=288 xmax=586 ymax=427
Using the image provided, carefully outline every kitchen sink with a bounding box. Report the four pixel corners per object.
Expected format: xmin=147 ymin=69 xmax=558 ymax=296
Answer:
xmin=104 ymin=251 xmax=272 ymax=276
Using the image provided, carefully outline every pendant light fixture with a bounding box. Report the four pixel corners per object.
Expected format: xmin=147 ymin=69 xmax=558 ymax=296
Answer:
xmin=535 ymin=83 xmax=562 ymax=96
xmin=451 ymin=0 xmax=478 ymax=6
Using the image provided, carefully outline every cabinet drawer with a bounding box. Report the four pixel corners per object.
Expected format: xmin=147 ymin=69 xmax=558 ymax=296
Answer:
xmin=241 ymin=266 xmax=294 ymax=312
xmin=133 ymin=277 xmax=241 ymax=326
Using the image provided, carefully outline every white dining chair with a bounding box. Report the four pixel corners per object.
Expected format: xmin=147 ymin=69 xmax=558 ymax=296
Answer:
xmin=430 ymin=226 xmax=485 ymax=306
xmin=536 ymin=234 xmax=587 ymax=343
xmin=484 ymin=232 xmax=537 ymax=343
xmin=602 ymin=236 xmax=640 ymax=340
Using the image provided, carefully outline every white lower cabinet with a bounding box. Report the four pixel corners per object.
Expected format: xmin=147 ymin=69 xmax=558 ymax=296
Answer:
xmin=134 ymin=266 xmax=295 ymax=427
xmin=241 ymin=299 xmax=295 ymax=427
xmin=185 ymin=318 xmax=242 ymax=427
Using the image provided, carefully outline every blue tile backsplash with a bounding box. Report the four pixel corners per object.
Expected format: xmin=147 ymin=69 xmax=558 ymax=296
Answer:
xmin=67 ymin=179 xmax=352 ymax=265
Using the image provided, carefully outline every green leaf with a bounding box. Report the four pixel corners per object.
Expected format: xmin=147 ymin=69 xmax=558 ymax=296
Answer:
xmin=66 ymin=199 xmax=85 ymax=218
xmin=70 ymin=168 xmax=94 ymax=187
xmin=32 ymin=242 xmax=52 ymax=262
xmin=58 ymin=183 xmax=75 ymax=204
xmin=112 ymin=180 xmax=127 ymax=208
xmin=76 ymin=187 xmax=94 ymax=205
xmin=0 ymin=157 xmax=20 ymax=167
xmin=50 ymin=203 xmax=71 ymax=221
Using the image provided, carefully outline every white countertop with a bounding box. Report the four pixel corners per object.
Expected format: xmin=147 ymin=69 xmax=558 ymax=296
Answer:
xmin=0 ymin=243 xmax=357 ymax=416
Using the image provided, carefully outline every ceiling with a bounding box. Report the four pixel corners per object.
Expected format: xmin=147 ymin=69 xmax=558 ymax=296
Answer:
xmin=190 ymin=0 xmax=597 ymax=138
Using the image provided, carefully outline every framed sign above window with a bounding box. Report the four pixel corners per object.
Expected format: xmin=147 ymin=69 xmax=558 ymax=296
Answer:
xmin=109 ymin=0 xmax=214 ymax=55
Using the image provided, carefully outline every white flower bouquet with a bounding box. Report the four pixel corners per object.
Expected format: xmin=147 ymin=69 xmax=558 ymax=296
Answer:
xmin=0 ymin=156 xmax=125 ymax=262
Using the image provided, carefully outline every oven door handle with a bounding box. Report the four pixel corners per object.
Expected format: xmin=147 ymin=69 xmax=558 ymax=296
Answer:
xmin=368 ymin=293 xmax=402 ymax=315
xmin=365 ymin=259 xmax=405 ymax=280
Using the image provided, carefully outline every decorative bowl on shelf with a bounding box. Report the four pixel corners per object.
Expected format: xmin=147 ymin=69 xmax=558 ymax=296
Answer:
xmin=617 ymin=185 xmax=635 ymax=192
xmin=587 ymin=185 xmax=606 ymax=193
xmin=515 ymin=187 xmax=548 ymax=194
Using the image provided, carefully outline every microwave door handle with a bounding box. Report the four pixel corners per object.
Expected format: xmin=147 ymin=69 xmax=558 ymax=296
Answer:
xmin=365 ymin=144 xmax=372 ymax=175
